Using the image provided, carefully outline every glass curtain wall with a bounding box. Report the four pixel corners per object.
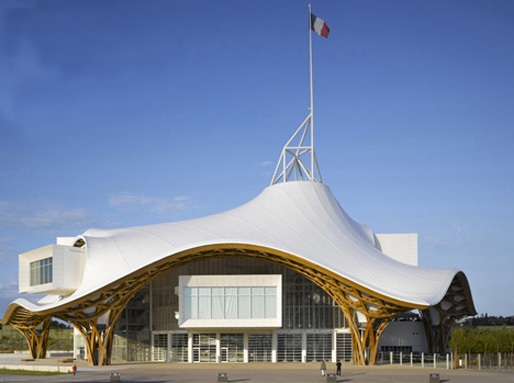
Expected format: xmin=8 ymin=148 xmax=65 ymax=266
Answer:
xmin=151 ymin=257 xmax=347 ymax=331
xmin=170 ymin=333 xmax=188 ymax=362
xmin=336 ymin=333 xmax=353 ymax=362
xmin=113 ymin=256 xmax=350 ymax=362
xmin=192 ymin=334 xmax=216 ymax=362
xmin=306 ymin=333 xmax=333 ymax=362
xmin=112 ymin=286 xmax=151 ymax=362
xmin=248 ymin=334 xmax=272 ymax=362
xmin=277 ymin=333 xmax=302 ymax=362
xmin=220 ymin=333 xmax=244 ymax=362
xmin=153 ymin=334 xmax=167 ymax=362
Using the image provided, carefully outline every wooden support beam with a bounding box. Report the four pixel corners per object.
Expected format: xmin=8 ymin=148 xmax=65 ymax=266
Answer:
xmin=12 ymin=317 xmax=51 ymax=359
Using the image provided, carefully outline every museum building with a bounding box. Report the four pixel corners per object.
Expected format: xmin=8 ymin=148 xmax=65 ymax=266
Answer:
xmin=1 ymin=114 xmax=476 ymax=366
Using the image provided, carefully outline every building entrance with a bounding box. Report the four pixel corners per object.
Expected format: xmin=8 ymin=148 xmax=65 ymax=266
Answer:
xmin=192 ymin=333 xmax=216 ymax=362
xmin=220 ymin=333 xmax=244 ymax=362
xmin=248 ymin=334 xmax=272 ymax=362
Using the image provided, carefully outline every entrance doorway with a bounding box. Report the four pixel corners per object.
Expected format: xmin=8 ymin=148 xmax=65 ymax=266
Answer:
xmin=192 ymin=333 xmax=216 ymax=362
xmin=220 ymin=333 xmax=244 ymax=362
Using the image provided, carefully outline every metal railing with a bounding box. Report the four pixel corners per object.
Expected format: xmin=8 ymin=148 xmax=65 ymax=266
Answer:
xmin=375 ymin=351 xmax=514 ymax=369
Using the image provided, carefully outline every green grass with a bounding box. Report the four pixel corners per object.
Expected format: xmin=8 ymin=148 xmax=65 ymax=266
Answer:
xmin=0 ymin=368 xmax=67 ymax=376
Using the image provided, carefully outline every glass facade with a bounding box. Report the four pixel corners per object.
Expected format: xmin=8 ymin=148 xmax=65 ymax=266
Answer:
xmin=336 ymin=333 xmax=353 ymax=362
xmin=112 ymin=256 xmax=351 ymax=363
xmin=192 ymin=333 xmax=216 ymax=362
xmin=153 ymin=333 xmax=167 ymax=362
xmin=170 ymin=333 xmax=188 ymax=362
xmin=248 ymin=334 xmax=272 ymax=362
xmin=152 ymin=257 xmax=346 ymax=331
xmin=220 ymin=333 xmax=244 ymax=362
xmin=30 ymin=257 xmax=53 ymax=286
xmin=277 ymin=333 xmax=302 ymax=362
xmin=112 ymin=286 xmax=151 ymax=362
xmin=306 ymin=333 xmax=332 ymax=362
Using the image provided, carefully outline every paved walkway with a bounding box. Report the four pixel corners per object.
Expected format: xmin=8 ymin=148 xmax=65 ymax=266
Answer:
xmin=1 ymin=357 xmax=514 ymax=383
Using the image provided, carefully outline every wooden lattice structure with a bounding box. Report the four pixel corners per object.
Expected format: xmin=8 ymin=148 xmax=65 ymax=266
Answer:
xmin=420 ymin=272 xmax=476 ymax=354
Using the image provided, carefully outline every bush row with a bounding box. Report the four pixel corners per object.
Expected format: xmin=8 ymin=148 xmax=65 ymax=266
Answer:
xmin=449 ymin=326 xmax=514 ymax=354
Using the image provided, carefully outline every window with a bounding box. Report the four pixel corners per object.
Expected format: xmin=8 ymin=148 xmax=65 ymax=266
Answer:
xmin=170 ymin=333 xmax=188 ymax=362
xmin=248 ymin=334 xmax=272 ymax=362
xmin=220 ymin=333 xmax=244 ymax=362
xmin=336 ymin=333 xmax=352 ymax=362
xmin=192 ymin=333 xmax=216 ymax=362
xmin=30 ymin=257 xmax=53 ymax=286
xmin=183 ymin=286 xmax=277 ymax=320
xmin=277 ymin=333 xmax=302 ymax=362
xmin=153 ymin=334 xmax=168 ymax=362
xmin=306 ymin=333 xmax=332 ymax=362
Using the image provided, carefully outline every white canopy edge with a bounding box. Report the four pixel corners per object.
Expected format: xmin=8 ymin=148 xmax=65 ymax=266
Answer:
xmin=9 ymin=181 xmax=462 ymax=314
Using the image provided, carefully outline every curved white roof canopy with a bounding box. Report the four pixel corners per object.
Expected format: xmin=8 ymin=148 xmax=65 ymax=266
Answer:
xmin=6 ymin=181 xmax=475 ymax=316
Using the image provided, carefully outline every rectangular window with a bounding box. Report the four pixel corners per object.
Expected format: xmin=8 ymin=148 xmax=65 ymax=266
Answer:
xmin=170 ymin=333 xmax=188 ymax=362
xmin=277 ymin=333 xmax=302 ymax=362
xmin=248 ymin=334 xmax=272 ymax=362
xmin=183 ymin=285 xmax=278 ymax=320
xmin=153 ymin=333 xmax=168 ymax=362
xmin=198 ymin=288 xmax=211 ymax=319
xmin=265 ymin=287 xmax=277 ymax=318
xmin=220 ymin=333 xmax=244 ymax=362
xmin=306 ymin=333 xmax=333 ymax=362
xmin=211 ymin=287 xmax=224 ymax=319
xmin=336 ymin=333 xmax=352 ymax=362
xmin=251 ymin=292 xmax=264 ymax=318
xmin=29 ymin=257 xmax=53 ymax=286
xmin=237 ymin=287 xmax=250 ymax=319
xmin=193 ymin=333 xmax=216 ymax=362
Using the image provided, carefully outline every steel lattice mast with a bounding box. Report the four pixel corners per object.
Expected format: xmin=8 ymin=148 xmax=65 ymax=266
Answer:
xmin=271 ymin=4 xmax=322 ymax=185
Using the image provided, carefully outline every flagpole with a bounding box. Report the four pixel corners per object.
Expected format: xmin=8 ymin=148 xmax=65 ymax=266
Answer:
xmin=308 ymin=4 xmax=314 ymax=181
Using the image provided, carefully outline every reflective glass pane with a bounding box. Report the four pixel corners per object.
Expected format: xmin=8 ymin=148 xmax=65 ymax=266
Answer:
xmin=225 ymin=294 xmax=237 ymax=318
xmin=198 ymin=296 xmax=211 ymax=318
xmin=238 ymin=295 xmax=250 ymax=319
xmin=265 ymin=295 xmax=277 ymax=318
xmin=212 ymin=295 xmax=224 ymax=319
xmin=251 ymin=295 xmax=264 ymax=318
xmin=252 ymin=287 xmax=264 ymax=295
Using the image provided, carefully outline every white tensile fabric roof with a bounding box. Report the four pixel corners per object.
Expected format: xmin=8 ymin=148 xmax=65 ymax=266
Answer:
xmin=12 ymin=181 xmax=461 ymax=313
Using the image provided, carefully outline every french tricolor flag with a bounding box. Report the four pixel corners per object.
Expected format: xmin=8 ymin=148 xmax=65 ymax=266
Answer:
xmin=311 ymin=13 xmax=330 ymax=38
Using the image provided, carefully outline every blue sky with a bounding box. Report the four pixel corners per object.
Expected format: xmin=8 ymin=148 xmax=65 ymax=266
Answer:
xmin=1 ymin=0 xmax=513 ymax=317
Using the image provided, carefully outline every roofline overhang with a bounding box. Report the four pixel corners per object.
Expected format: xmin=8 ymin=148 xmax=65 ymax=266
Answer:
xmin=2 ymin=242 xmax=436 ymax=327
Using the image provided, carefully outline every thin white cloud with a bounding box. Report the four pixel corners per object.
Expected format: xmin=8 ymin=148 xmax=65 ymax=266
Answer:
xmin=260 ymin=161 xmax=273 ymax=166
xmin=109 ymin=192 xmax=197 ymax=215
xmin=0 ymin=281 xmax=18 ymax=296
xmin=0 ymin=200 xmax=92 ymax=230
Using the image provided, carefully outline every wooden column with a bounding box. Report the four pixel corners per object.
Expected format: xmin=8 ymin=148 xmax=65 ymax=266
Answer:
xmin=13 ymin=317 xmax=52 ymax=359
xmin=70 ymin=304 xmax=127 ymax=366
